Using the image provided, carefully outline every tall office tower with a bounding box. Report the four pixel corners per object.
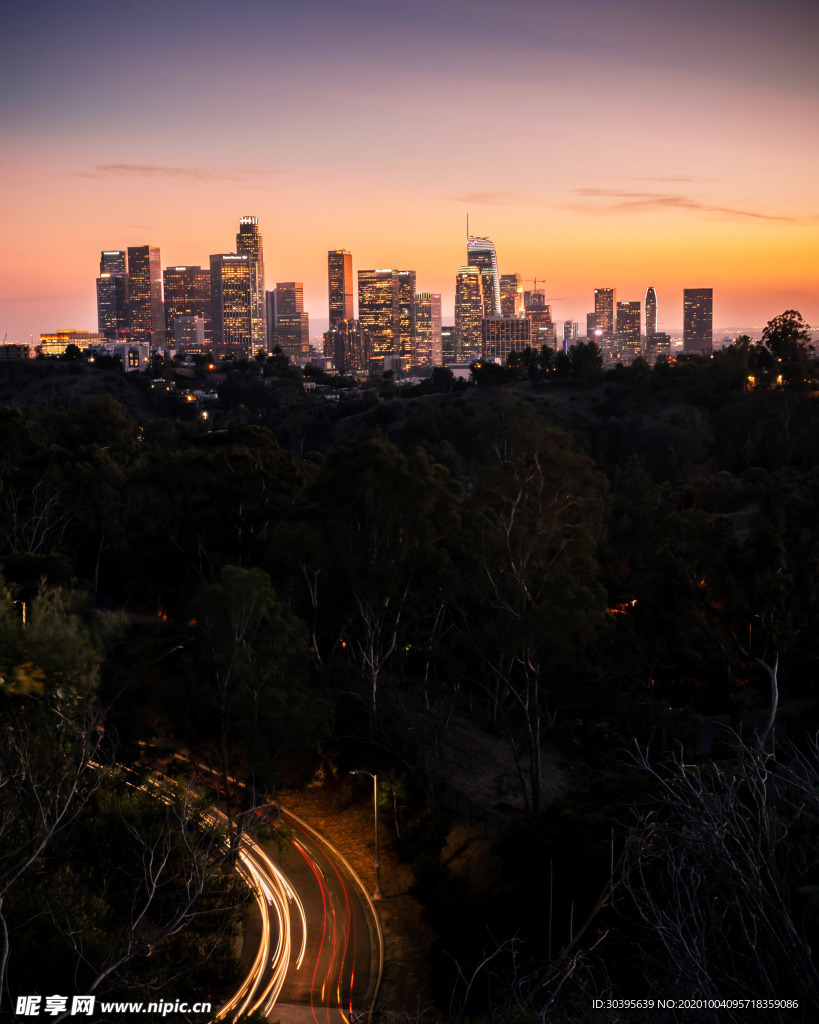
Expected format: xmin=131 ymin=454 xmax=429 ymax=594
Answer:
xmin=645 ymin=286 xmax=658 ymax=338
xmin=163 ymin=266 xmax=212 ymax=346
xmin=324 ymin=319 xmax=371 ymax=373
xmin=358 ymin=269 xmax=400 ymax=360
xmin=236 ymin=216 xmax=266 ymax=354
xmin=467 ymin=236 xmax=500 ymax=316
xmin=616 ymin=301 xmax=642 ymax=360
xmin=265 ymin=290 xmax=277 ymax=351
xmin=276 ymin=312 xmax=309 ymax=358
xmin=328 ymin=250 xmax=354 ymax=324
xmin=683 ymin=288 xmax=713 ymax=353
xmin=563 ymin=321 xmax=579 ymax=344
xmin=482 ymin=316 xmax=532 ymax=363
xmin=100 ymin=250 xmax=127 ymax=274
xmin=209 ymin=253 xmax=251 ymax=357
xmin=594 ymin=288 xmax=616 ymax=338
xmin=275 ymin=281 xmax=304 ymax=315
xmin=499 ymin=274 xmax=524 ymax=317
xmin=586 ymin=312 xmax=596 ymax=341
xmin=524 ymin=289 xmax=546 ymax=309
xmin=273 ymin=282 xmax=309 ymax=358
xmin=396 ymin=270 xmax=417 ymax=368
xmin=97 ymin=249 xmax=129 ymax=338
xmin=415 ymin=292 xmax=443 ymax=367
xmin=441 ymin=325 xmax=456 ymax=364
xmin=526 ymin=298 xmax=556 ymax=349
xmin=127 ymin=246 xmax=164 ymax=346
xmin=454 ymin=265 xmax=484 ymax=358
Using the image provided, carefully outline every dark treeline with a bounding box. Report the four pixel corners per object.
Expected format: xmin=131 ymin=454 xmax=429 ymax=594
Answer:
xmin=1 ymin=311 xmax=819 ymax=1021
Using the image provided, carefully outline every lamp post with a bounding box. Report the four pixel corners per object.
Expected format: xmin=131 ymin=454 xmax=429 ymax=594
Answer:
xmin=350 ymin=770 xmax=381 ymax=899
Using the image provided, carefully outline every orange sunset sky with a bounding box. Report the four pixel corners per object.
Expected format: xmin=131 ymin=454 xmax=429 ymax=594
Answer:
xmin=2 ymin=0 xmax=817 ymax=339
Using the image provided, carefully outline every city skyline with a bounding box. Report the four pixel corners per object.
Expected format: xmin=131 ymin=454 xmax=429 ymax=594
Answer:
xmin=1 ymin=0 xmax=817 ymax=340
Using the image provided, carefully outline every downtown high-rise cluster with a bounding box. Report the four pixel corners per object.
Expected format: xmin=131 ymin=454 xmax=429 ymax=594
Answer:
xmin=94 ymin=216 xmax=713 ymax=373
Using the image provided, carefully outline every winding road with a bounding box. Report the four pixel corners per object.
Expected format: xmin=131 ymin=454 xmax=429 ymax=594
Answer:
xmin=216 ymin=807 xmax=382 ymax=1023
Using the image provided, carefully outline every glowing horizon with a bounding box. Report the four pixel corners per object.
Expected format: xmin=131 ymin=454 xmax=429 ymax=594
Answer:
xmin=2 ymin=0 xmax=817 ymax=341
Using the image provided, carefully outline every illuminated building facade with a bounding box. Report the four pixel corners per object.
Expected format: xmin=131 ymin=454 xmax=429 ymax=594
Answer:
xmin=647 ymin=331 xmax=671 ymax=364
xmin=645 ymin=286 xmax=658 ymax=338
xmin=455 ymin=265 xmax=484 ymax=359
xmin=39 ymin=330 xmax=104 ymax=356
xmin=683 ymin=288 xmax=713 ymax=353
xmin=97 ymin=272 xmax=129 ymax=338
xmin=324 ymin=319 xmax=371 ymax=373
xmin=482 ymin=316 xmax=532 ymax=363
xmin=100 ymin=250 xmax=126 ymax=274
xmin=396 ymin=270 xmax=416 ymax=368
xmin=441 ymin=325 xmax=456 ymax=364
xmin=594 ymin=287 xmax=616 ymax=338
xmin=163 ymin=266 xmax=212 ymax=346
xmin=415 ymin=292 xmax=442 ymax=367
xmin=615 ymin=301 xmax=642 ymax=361
xmin=172 ymin=316 xmax=206 ymax=352
xmin=563 ymin=321 xmax=579 ymax=344
xmin=500 ymin=273 xmax=524 ymax=317
xmin=209 ymin=253 xmax=251 ymax=357
xmin=273 ymin=282 xmax=309 ymax=358
xmin=127 ymin=246 xmax=164 ymax=346
xmin=467 ymin=236 xmax=500 ymax=316
xmin=526 ymin=293 xmax=556 ymax=349
xmin=328 ymin=250 xmax=354 ymax=324
xmin=236 ymin=217 xmax=267 ymax=354
xmin=354 ymin=268 xmax=416 ymax=365
xmin=276 ymin=313 xmax=309 ymax=358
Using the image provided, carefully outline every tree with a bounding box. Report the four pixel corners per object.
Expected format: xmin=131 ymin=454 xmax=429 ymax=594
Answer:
xmin=762 ymin=310 xmax=813 ymax=386
xmin=469 ymin=419 xmax=606 ymax=811
xmin=568 ymin=341 xmax=603 ymax=386
xmin=308 ymin=434 xmax=459 ymax=727
xmin=172 ymin=565 xmax=330 ymax=809
xmin=619 ymin=741 xmax=819 ymax=1018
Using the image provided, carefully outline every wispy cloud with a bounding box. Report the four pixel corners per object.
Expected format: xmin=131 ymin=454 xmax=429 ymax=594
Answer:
xmin=76 ymin=164 xmax=279 ymax=183
xmin=450 ymin=191 xmax=528 ymax=206
xmin=570 ymin=187 xmax=797 ymax=223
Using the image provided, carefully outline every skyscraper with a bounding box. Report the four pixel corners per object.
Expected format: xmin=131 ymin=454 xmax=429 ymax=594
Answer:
xmin=455 ymin=265 xmax=484 ymax=358
xmin=357 ymin=268 xmax=415 ymax=366
xmin=358 ymin=270 xmax=399 ymax=359
xmin=415 ymin=293 xmax=442 ymax=367
xmin=594 ymin=288 xmax=616 ymax=338
xmin=563 ymin=321 xmax=579 ymax=344
xmin=97 ymin=250 xmax=128 ymax=338
xmin=209 ymin=253 xmax=251 ymax=357
xmin=96 ymin=274 xmax=129 ymax=339
xmin=467 ymin=236 xmax=500 ymax=317
xmin=328 ymin=250 xmax=354 ymax=324
xmin=482 ymin=317 xmax=532 ymax=363
xmin=100 ymin=250 xmax=126 ymax=274
xmin=324 ymin=319 xmax=370 ymax=373
xmin=645 ymin=286 xmax=658 ymax=338
xmin=499 ymin=274 xmax=524 ymax=318
xmin=163 ymin=266 xmax=212 ymax=346
xmin=683 ymin=288 xmax=713 ymax=353
xmin=586 ymin=312 xmax=596 ymax=341
xmin=236 ymin=217 xmax=266 ymax=355
xmin=396 ymin=270 xmax=417 ymax=368
xmin=275 ymin=282 xmax=309 ymax=357
xmin=265 ymin=290 xmax=277 ymax=352
xmin=526 ymin=292 xmax=556 ymax=349
xmin=615 ymin=301 xmax=642 ymax=360
xmin=127 ymin=246 xmax=164 ymax=346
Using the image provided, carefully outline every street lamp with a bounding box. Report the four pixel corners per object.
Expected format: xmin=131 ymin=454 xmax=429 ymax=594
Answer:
xmin=350 ymin=770 xmax=381 ymax=899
